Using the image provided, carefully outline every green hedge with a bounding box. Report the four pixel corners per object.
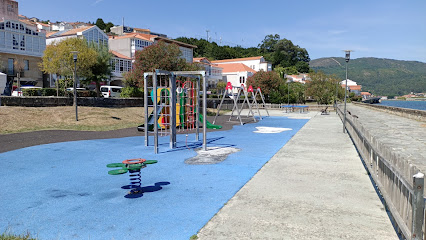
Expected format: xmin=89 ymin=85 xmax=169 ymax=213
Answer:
xmin=21 ymin=88 xmax=97 ymax=97
xmin=120 ymin=87 xmax=143 ymax=98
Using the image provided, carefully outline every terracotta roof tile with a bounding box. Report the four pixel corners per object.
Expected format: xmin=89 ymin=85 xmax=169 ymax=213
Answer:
xmin=45 ymin=31 xmax=57 ymax=38
xmin=110 ymin=50 xmax=132 ymax=60
xmin=220 ymin=63 xmax=256 ymax=73
xmin=211 ymin=56 xmax=263 ymax=63
xmin=109 ymin=33 xmax=154 ymax=42
xmin=37 ymin=22 xmax=50 ymax=27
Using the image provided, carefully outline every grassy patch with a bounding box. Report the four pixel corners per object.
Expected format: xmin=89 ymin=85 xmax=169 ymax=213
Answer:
xmin=0 ymin=232 xmax=36 ymax=240
xmin=0 ymin=106 xmax=229 ymax=135
xmin=0 ymin=106 xmax=146 ymax=134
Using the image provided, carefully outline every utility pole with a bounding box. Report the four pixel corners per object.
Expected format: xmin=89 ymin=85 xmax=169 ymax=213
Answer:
xmin=206 ymin=30 xmax=210 ymax=42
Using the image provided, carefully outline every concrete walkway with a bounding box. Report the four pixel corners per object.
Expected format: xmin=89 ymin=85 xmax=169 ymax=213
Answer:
xmin=198 ymin=112 xmax=398 ymax=239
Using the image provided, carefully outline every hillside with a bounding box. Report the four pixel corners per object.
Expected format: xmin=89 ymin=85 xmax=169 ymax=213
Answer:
xmin=309 ymin=57 xmax=426 ymax=96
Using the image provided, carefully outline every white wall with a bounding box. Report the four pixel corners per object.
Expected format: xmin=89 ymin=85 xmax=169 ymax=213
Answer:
xmin=0 ymin=72 xmax=6 ymax=95
xmin=218 ymin=57 xmax=270 ymax=71
xmin=0 ymin=20 xmax=46 ymax=57
xmin=222 ymin=71 xmax=253 ymax=93
xmin=46 ymin=35 xmax=75 ymax=45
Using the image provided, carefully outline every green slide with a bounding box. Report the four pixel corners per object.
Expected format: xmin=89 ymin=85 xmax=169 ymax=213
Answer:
xmin=199 ymin=113 xmax=222 ymax=129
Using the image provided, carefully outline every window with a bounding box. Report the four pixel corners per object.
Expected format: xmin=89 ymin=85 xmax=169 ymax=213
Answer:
xmin=0 ymin=23 xmax=4 ymax=29
xmin=239 ymin=76 xmax=245 ymax=84
xmin=8 ymin=58 xmax=14 ymax=75
xmin=24 ymin=60 xmax=29 ymax=71
xmin=119 ymin=60 xmax=124 ymax=72
xmin=6 ymin=22 xmax=10 ymax=28
xmin=12 ymin=35 xmax=18 ymax=49
xmin=20 ymin=35 xmax=25 ymax=50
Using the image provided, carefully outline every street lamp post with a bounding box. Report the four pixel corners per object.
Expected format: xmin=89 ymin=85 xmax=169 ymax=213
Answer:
xmin=335 ymin=79 xmax=338 ymax=114
xmin=71 ymin=51 xmax=79 ymax=121
xmin=343 ymin=50 xmax=352 ymax=133
xmin=287 ymin=79 xmax=292 ymax=106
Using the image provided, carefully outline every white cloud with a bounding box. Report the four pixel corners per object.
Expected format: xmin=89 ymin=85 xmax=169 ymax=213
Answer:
xmin=92 ymin=0 xmax=104 ymax=6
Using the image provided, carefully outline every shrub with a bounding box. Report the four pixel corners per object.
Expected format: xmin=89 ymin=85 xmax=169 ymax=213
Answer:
xmin=41 ymin=88 xmax=58 ymax=96
xmin=120 ymin=86 xmax=143 ymax=98
xmin=67 ymin=90 xmax=97 ymax=97
xmin=22 ymin=89 xmax=40 ymax=96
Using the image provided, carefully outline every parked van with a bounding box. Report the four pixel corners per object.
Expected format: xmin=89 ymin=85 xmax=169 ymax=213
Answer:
xmin=100 ymin=86 xmax=122 ymax=98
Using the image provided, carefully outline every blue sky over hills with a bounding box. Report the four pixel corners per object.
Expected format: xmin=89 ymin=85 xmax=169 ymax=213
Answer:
xmin=19 ymin=0 xmax=426 ymax=62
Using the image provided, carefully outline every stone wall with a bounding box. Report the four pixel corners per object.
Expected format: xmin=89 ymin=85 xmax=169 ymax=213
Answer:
xmin=0 ymin=96 xmax=144 ymax=107
xmin=353 ymin=102 xmax=426 ymax=122
xmin=1 ymin=96 xmax=337 ymax=112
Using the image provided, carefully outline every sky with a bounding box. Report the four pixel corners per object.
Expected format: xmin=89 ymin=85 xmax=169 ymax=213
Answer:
xmin=19 ymin=0 xmax=426 ymax=62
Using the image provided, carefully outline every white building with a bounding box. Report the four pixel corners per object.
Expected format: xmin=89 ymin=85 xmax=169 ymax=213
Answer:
xmin=193 ymin=57 xmax=223 ymax=88
xmin=286 ymin=73 xmax=310 ymax=84
xmin=109 ymin=33 xmax=196 ymax=63
xmin=211 ymin=56 xmax=272 ymax=72
xmin=220 ymin=63 xmax=256 ymax=93
xmin=0 ymin=0 xmax=46 ymax=90
xmin=110 ymin=50 xmax=132 ymax=86
xmin=50 ymin=22 xmax=73 ymax=32
xmin=46 ymin=25 xmax=108 ymax=46
xmin=108 ymin=33 xmax=154 ymax=59
xmin=341 ymin=79 xmax=362 ymax=95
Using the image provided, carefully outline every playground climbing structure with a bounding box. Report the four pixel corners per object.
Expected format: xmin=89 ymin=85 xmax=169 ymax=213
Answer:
xmin=141 ymin=70 xmax=219 ymax=154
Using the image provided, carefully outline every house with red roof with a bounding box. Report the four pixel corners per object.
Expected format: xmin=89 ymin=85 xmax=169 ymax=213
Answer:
xmin=220 ymin=63 xmax=256 ymax=92
xmin=211 ymin=56 xmax=272 ymax=72
xmin=341 ymin=79 xmax=362 ymax=96
xmin=193 ymin=57 xmax=223 ymax=88
xmin=361 ymin=92 xmax=372 ymax=99
xmin=286 ymin=74 xmax=310 ymax=84
xmin=110 ymin=50 xmax=132 ymax=86
xmin=110 ymin=25 xmax=167 ymax=38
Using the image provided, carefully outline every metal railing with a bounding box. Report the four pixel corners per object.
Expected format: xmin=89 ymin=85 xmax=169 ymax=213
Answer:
xmin=337 ymin=105 xmax=424 ymax=240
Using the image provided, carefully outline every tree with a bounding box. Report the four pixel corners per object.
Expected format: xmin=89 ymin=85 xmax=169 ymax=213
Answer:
xmin=105 ymin=22 xmax=114 ymax=33
xmin=246 ymin=70 xmax=282 ymax=102
xmin=295 ymin=61 xmax=310 ymax=73
xmin=274 ymin=66 xmax=298 ymax=79
xmin=258 ymin=34 xmax=280 ymax=62
xmin=95 ymin=18 xmax=106 ymax=30
xmin=40 ymin=38 xmax=97 ymax=93
xmin=13 ymin=56 xmax=25 ymax=91
xmin=305 ymin=71 xmax=341 ymax=104
xmin=83 ymin=42 xmax=112 ymax=97
xmin=273 ymin=38 xmax=310 ymax=69
xmin=124 ymin=41 xmax=199 ymax=93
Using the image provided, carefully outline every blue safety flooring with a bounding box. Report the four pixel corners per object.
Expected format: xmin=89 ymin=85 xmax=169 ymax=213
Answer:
xmin=0 ymin=116 xmax=308 ymax=240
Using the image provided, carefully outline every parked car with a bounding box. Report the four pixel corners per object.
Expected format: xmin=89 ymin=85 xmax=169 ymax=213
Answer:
xmin=66 ymin=87 xmax=86 ymax=92
xmin=100 ymin=86 xmax=122 ymax=98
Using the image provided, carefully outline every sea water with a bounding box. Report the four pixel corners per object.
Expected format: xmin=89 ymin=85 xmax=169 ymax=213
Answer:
xmin=378 ymin=100 xmax=426 ymax=111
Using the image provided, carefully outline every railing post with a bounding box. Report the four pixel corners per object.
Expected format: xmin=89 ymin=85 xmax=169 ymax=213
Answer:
xmin=412 ymin=172 xmax=424 ymax=240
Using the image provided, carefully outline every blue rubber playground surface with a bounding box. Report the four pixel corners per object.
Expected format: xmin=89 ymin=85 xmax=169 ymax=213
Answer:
xmin=0 ymin=116 xmax=308 ymax=240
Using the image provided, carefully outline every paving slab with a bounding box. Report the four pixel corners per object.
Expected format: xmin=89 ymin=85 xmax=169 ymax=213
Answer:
xmin=198 ymin=112 xmax=398 ymax=239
